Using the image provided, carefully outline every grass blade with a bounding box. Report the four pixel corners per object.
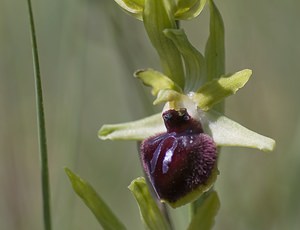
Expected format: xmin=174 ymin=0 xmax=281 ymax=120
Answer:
xmin=26 ymin=1 xmax=51 ymax=229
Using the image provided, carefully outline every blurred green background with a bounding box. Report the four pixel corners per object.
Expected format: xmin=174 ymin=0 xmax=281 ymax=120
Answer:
xmin=1 ymin=0 xmax=299 ymax=229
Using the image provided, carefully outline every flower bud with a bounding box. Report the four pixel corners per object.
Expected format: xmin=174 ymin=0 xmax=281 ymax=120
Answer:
xmin=140 ymin=108 xmax=218 ymax=208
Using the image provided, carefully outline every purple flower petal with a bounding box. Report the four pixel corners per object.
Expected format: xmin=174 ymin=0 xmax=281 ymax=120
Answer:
xmin=140 ymin=109 xmax=218 ymax=206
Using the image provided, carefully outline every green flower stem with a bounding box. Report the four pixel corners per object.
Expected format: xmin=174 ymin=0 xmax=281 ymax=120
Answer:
xmin=26 ymin=1 xmax=52 ymax=230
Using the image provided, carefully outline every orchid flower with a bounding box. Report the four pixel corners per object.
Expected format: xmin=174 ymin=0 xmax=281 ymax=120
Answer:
xmin=98 ymin=0 xmax=275 ymax=208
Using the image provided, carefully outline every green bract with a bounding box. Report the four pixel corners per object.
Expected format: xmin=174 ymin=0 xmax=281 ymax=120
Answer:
xmin=205 ymin=0 xmax=225 ymax=82
xmin=187 ymin=190 xmax=220 ymax=230
xmin=143 ymin=0 xmax=185 ymax=88
xmin=164 ymin=29 xmax=206 ymax=92
xmin=129 ymin=177 xmax=172 ymax=230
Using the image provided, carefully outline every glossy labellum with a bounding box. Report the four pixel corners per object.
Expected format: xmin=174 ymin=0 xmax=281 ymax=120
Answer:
xmin=140 ymin=108 xmax=218 ymax=208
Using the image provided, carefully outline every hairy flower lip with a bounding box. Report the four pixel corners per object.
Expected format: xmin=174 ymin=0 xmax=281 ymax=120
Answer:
xmin=140 ymin=109 xmax=218 ymax=207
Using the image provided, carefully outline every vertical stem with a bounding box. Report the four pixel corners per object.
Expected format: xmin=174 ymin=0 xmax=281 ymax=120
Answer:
xmin=26 ymin=1 xmax=52 ymax=230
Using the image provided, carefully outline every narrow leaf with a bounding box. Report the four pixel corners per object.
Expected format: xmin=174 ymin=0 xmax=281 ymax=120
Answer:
xmin=193 ymin=69 xmax=252 ymax=111
xmin=205 ymin=0 xmax=225 ymax=80
xmin=175 ymin=0 xmax=207 ymax=20
xmin=164 ymin=29 xmax=206 ymax=92
xmin=65 ymin=168 xmax=126 ymax=230
xmin=187 ymin=191 xmax=220 ymax=230
xmin=114 ymin=0 xmax=144 ymax=20
xmin=98 ymin=113 xmax=165 ymax=140
xmin=128 ymin=177 xmax=171 ymax=230
xmin=202 ymin=110 xmax=276 ymax=151
xmin=135 ymin=69 xmax=181 ymax=96
xmin=143 ymin=0 xmax=185 ymax=88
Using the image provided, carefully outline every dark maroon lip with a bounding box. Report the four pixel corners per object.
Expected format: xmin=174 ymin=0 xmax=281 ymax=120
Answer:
xmin=140 ymin=108 xmax=217 ymax=204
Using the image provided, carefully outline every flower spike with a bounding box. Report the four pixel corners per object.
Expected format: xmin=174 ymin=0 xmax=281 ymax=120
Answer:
xmin=99 ymin=0 xmax=276 ymax=211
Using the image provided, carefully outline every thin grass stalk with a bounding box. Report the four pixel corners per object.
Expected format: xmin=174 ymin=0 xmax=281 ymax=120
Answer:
xmin=26 ymin=0 xmax=52 ymax=229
